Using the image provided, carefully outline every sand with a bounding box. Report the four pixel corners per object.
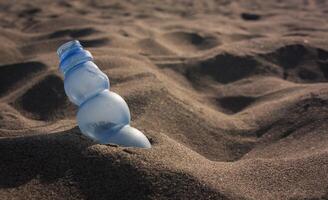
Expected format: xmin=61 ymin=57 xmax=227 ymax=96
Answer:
xmin=1 ymin=0 xmax=328 ymax=199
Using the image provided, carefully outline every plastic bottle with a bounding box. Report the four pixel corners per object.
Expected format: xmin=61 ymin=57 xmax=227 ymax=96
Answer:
xmin=57 ymin=40 xmax=151 ymax=148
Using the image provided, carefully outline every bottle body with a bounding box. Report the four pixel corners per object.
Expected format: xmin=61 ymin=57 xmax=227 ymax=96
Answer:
xmin=77 ymin=90 xmax=130 ymax=141
xmin=57 ymin=40 xmax=151 ymax=148
xmin=64 ymin=61 xmax=109 ymax=106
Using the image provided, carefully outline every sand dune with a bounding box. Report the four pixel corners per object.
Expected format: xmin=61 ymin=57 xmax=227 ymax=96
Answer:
xmin=1 ymin=0 xmax=328 ymax=199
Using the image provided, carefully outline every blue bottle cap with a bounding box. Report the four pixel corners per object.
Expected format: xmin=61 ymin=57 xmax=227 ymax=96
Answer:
xmin=57 ymin=40 xmax=93 ymax=74
xmin=57 ymin=40 xmax=82 ymax=59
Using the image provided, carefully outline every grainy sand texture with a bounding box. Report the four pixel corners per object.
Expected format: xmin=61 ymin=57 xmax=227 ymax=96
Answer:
xmin=1 ymin=0 xmax=328 ymax=199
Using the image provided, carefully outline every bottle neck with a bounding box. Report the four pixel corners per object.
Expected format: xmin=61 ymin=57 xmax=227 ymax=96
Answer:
xmin=57 ymin=40 xmax=93 ymax=75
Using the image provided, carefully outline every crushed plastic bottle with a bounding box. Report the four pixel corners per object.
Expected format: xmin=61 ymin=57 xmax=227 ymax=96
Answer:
xmin=57 ymin=40 xmax=151 ymax=148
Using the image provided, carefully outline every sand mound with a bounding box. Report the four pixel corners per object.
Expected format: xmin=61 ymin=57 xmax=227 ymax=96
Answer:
xmin=0 ymin=61 xmax=46 ymax=96
xmin=1 ymin=0 xmax=328 ymax=200
xmin=11 ymin=74 xmax=75 ymax=121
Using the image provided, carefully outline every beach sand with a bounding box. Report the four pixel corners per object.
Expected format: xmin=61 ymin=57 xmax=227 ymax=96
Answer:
xmin=1 ymin=0 xmax=328 ymax=199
